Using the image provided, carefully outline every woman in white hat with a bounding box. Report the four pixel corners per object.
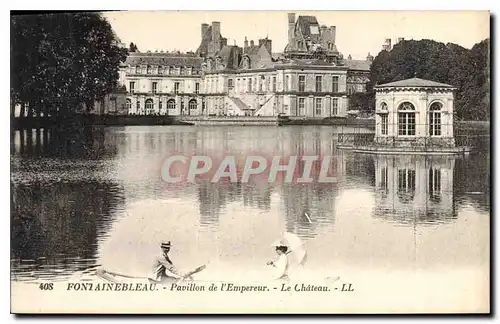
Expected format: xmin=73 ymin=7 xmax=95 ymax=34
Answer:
xmin=267 ymin=244 xmax=290 ymax=281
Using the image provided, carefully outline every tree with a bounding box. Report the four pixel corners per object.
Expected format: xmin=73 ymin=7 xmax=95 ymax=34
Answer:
xmin=10 ymin=13 xmax=128 ymax=119
xmin=365 ymin=39 xmax=490 ymax=120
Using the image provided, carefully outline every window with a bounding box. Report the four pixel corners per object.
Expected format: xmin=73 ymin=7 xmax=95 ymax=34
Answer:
xmin=310 ymin=26 xmax=320 ymax=34
xmin=248 ymin=79 xmax=252 ymax=92
xmin=381 ymin=114 xmax=388 ymax=135
xmin=285 ymin=75 xmax=290 ymax=91
xmin=398 ymin=169 xmax=416 ymax=202
xmin=159 ymin=101 xmax=163 ymax=111
xmin=315 ymin=76 xmax=322 ymax=92
xmin=315 ymin=98 xmax=322 ymax=116
xmin=189 ymin=99 xmax=197 ymax=110
xmin=174 ymin=82 xmax=180 ymax=94
xmin=152 ymin=82 xmax=157 ymax=94
xmin=195 ymin=82 xmax=200 ymax=94
xmin=380 ymin=167 xmax=388 ymax=191
xmin=125 ymin=99 xmax=132 ymax=111
xmin=272 ymin=76 xmax=277 ymax=92
xmin=398 ymin=102 xmax=416 ymax=136
xmin=298 ymin=75 xmax=306 ymax=92
xmin=145 ymin=99 xmax=154 ymax=114
xmin=129 ymin=82 xmax=135 ymax=94
xmin=298 ymin=98 xmax=306 ymax=116
xmin=429 ymin=102 xmax=442 ymax=136
xmin=259 ymin=76 xmax=264 ymax=92
xmin=332 ymin=76 xmax=339 ymax=92
xmin=158 ymin=66 xmax=163 ymax=74
xmin=136 ymin=101 xmax=141 ymax=112
xmin=167 ymin=99 xmax=176 ymax=110
xmin=147 ymin=66 xmax=152 ymax=74
xmin=380 ymin=102 xmax=388 ymax=111
xmin=332 ymin=98 xmax=338 ymax=115
xmin=228 ymin=79 xmax=234 ymax=90
xmin=429 ymin=168 xmax=441 ymax=201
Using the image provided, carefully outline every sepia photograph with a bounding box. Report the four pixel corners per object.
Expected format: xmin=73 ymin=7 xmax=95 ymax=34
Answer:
xmin=9 ymin=8 xmax=491 ymax=314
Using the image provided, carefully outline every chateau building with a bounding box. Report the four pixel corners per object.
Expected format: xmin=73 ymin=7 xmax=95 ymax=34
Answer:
xmin=118 ymin=52 xmax=203 ymax=116
xmin=199 ymin=14 xmax=349 ymax=117
xmin=116 ymin=13 xmax=376 ymax=117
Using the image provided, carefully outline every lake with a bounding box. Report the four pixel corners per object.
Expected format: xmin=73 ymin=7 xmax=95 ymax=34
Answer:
xmin=10 ymin=125 xmax=490 ymax=312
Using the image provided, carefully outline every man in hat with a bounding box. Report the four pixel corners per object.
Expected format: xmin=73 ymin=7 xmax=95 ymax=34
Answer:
xmin=151 ymin=241 xmax=185 ymax=282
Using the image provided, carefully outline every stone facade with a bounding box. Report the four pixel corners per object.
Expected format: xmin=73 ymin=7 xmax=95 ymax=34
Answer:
xmin=374 ymin=78 xmax=456 ymax=148
xmin=118 ymin=52 xmax=203 ymax=116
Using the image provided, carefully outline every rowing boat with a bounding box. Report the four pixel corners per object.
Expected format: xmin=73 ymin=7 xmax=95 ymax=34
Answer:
xmin=96 ymin=265 xmax=206 ymax=284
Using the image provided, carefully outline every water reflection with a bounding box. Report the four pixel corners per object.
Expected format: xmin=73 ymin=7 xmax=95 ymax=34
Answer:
xmin=372 ymin=154 xmax=458 ymax=225
xmin=11 ymin=181 xmax=125 ymax=281
xmin=10 ymin=126 xmax=490 ymax=281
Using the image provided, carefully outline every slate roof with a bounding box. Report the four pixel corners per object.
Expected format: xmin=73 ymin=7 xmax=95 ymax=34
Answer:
xmin=216 ymin=45 xmax=240 ymax=69
xmin=296 ymin=16 xmax=320 ymax=38
xmin=345 ymin=59 xmax=372 ymax=72
xmin=375 ymin=77 xmax=454 ymax=88
xmin=125 ymin=53 xmax=203 ymax=68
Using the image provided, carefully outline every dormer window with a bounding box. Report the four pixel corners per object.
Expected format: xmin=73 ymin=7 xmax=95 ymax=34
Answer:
xmin=242 ymin=57 xmax=250 ymax=69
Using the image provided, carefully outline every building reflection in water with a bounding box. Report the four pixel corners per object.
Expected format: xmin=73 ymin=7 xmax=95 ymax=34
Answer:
xmin=372 ymin=154 xmax=457 ymax=226
xmin=112 ymin=126 xmax=379 ymax=237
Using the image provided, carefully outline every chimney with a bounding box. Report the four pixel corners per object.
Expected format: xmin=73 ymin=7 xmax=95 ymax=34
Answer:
xmin=211 ymin=21 xmax=221 ymax=53
xmin=244 ymin=36 xmax=248 ymax=48
xmin=288 ymin=13 xmax=296 ymax=49
xmin=250 ymin=40 xmax=254 ymax=47
xmin=385 ymin=38 xmax=392 ymax=50
xmin=201 ymin=23 xmax=209 ymax=40
xmin=330 ymin=26 xmax=336 ymax=44
xmin=366 ymin=52 xmax=374 ymax=62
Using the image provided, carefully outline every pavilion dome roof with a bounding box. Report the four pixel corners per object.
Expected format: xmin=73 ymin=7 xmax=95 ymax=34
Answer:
xmin=375 ymin=77 xmax=454 ymax=89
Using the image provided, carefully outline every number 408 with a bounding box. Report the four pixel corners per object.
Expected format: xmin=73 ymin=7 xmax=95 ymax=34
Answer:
xmin=39 ymin=283 xmax=53 ymax=290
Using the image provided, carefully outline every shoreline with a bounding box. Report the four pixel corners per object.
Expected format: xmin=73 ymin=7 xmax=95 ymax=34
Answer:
xmin=10 ymin=115 xmax=489 ymax=131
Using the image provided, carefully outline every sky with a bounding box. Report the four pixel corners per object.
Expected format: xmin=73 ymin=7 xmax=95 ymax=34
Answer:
xmin=102 ymin=11 xmax=489 ymax=60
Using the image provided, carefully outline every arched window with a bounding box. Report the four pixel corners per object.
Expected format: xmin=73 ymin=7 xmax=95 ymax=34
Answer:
xmin=145 ymin=99 xmax=154 ymax=115
xmin=398 ymin=102 xmax=416 ymax=136
xmin=189 ymin=99 xmax=197 ymax=110
xmin=429 ymin=102 xmax=442 ymax=136
xmin=380 ymin=102 xmax=388 ymax=135
xmin=125 ymin=99 xmax=132 ymax=112
xmin=167 ymin=99 xmax=176 ymax=110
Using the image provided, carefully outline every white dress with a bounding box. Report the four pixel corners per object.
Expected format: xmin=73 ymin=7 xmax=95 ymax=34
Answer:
xmin=271 ymin=253 xmax=289 ymax=281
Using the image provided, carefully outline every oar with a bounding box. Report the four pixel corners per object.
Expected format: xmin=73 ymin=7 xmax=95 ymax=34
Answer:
xmin=176 ymin=264 xmax=207 ymax=284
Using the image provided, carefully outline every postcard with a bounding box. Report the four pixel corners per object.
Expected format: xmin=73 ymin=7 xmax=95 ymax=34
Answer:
xmin=10 ymin=10 xmax=490 ymax=314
